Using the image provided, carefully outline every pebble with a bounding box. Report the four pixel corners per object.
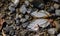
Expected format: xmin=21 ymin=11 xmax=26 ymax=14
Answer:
xmin=20 ymin=18 xmax=27 ymax=23
xmin=9 ymin=30 xmax=15 ymax=36
xmin=47 ymin=6 xmax=55 ymax=14
xmin=11 ymin=0 xmax=19 ymax=6
xmin=14 ymin=0 xmax=19 ymax=4
xmin=25 ymin=0 xmax=30 ymax=6
xmin=54 ymin=3 xmax=60 ymax=9
xmin=5 ymin=20 xmax=12 ymax=25
xmin=16 ymin=13 xmax=19 ymax=18
xmin=52 ymin=0 xmax=59 ymax=3
xmin=57 ymin=33 xmax=60 ymax=36
xmin=32 ymin=0 xmax=45 ymax=9
xmin=18 ymin=14 xmax=22 ymax=18
xmin=27 ymin=8 xmax=32 ymax=14
xmin=9 ymin=3 xmax=15 ymax=12
xmin=20 ymin=5 xmax=27 ymax=14
xmin=38 ymin=3 xmax=45 ymax=9
xmin=48 ymin=28 xmax=56 ymax=34
xmin=25 ymin=15 xmax=29 ymax=19
xmin=15 ymin=13 xmax=20 ymax=24
xmin=9 ymin=0 xmax=19 ymax=12
xmin=22 ymin=22 xmax=30 ymax=28
xmin=16 ymin=26 xmax=20 ymax=30
xmin=55 ymin=10 xmax=60 ymax=16
xmin=3 ymin=26 xmax=13 ymax=34
xmin=15 ymin=18 xmax=20 ymax=25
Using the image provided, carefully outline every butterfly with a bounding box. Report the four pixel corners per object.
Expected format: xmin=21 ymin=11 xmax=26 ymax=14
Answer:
xmin=27 ymin=10 xmax=59 ymax=31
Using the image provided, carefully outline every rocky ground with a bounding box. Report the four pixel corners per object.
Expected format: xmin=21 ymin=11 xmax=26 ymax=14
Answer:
xmin=0 ymin=0 xmax=60 ymax=36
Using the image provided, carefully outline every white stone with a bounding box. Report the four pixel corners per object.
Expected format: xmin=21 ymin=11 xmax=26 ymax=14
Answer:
xmin=20 ymin=5 xmax=27 ymax=14
xmin=12 ymin=0 xmax=19 ymax=5
xmin=31 ymin=10 xmax=50 ymax=18
xmin=18 ymin=15 xmax=22 ymax=18
xmin=54 ymin=3 xmax=59 ymax=9
xmin=48 ymin=28 xmax=56 ymax=34
xmin=57 ymin=34 xmax=60 ymax=36
xmin=10 ymin=0 xmax=19 ymax=8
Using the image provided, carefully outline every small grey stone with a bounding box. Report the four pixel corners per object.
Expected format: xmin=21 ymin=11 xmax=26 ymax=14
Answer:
xmin=25 ymin=15 xmax=29 ymax=19
xmin=22 ymin=22 xmax=29 ymax=28
xmin=15 ymin=19 xmax=20 ymax=24
xmin=9 ymin=5 xmax=15 ymax=12
xmin=9 ymin=30 xmax=15 ymax=36
xmin=55 ymin=10 xmax=60 ymax=16
xmin=16 ymin=26 xmax=20 ymax=30
xmin=6 ymin=20 xmax=12 ymax=25
xmin=25 ymin=0 xmax=30 ymax=6
xmin=20 ymin=5 xmax=27 ymax=14
xmin=38 ymin=3 xmax=44 ymax=9
xmin=12 ymin=0 xmax=19 ymax=6
xmin=52 ymin=0 xmax=59 ymax=2
xmin=8 ymin=3 xmax=16 ymax=12
xmin=20 ymin=18 xmax=27 ymax=23
xmin=27 ymin=8 xmax=32 ymax=14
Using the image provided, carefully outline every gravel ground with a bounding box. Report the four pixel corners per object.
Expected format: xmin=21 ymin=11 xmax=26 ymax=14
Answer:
xmin=0 ymin=0 xmax=60 ymax=36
